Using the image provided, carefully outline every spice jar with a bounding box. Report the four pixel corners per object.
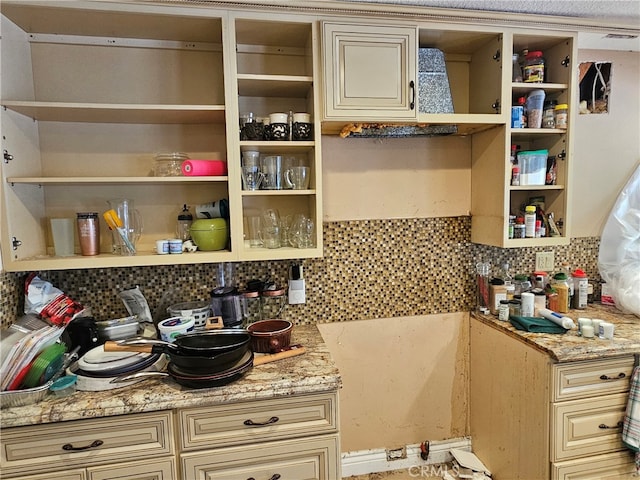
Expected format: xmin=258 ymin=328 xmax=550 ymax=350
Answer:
xmin=542 ymin=99 xmax=557 ymax=128
xmin=554 ymin=103 xmax=568 ymax=129
xmin=552 ymin=272 xmax=570 ymax=313
xmin=514 ymin=217 xmax=526 ymax=239
xmin=523 ymin=50 xmax=545 ymax=83
xmin=76 ymin=212 xmax=100 ymax=256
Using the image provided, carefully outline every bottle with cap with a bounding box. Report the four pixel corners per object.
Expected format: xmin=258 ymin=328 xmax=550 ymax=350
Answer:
xmin=571 ymin=268 xmax=589 ymax=309
xmin=551 ymin=272 xmax=570 ymax=313
xmin=524 ymin=205 xmax=537 ymax=238
xmin=176 ymin=204 xmax=193 ymax=241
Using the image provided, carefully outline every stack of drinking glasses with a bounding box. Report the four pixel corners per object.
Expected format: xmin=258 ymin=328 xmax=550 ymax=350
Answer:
xmin=244 ymin=209 xmax=314 ymax=249
xmin=241 ymin=151 xmax=311 ymax=192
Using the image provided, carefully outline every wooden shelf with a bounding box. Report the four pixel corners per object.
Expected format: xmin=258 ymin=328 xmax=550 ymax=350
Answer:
xmin=237 ymin=74 xmax=314 ymax=98
xmin=6 ymin=176 xmax=229 ymax=185
xmin=2 ymin=101 xmax=225 ymax=124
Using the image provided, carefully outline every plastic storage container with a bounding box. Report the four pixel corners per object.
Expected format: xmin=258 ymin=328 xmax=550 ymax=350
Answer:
xmin=523 ymin=51 xmax=545 ymax=83
xmin=517 ymin=149 xmax=548 ymax=185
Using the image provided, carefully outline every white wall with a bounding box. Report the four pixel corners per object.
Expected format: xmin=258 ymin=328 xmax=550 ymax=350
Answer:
xmin=572 ymin=49 xmax=640 ymax=237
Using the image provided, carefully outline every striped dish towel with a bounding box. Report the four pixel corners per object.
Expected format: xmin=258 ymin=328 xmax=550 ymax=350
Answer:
xmin=623 ymin=365 xmax=640 ymax=472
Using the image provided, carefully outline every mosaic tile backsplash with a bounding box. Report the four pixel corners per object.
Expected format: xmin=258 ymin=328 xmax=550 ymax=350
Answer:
xmin=0 ymin=218 xmax=603 ymax=329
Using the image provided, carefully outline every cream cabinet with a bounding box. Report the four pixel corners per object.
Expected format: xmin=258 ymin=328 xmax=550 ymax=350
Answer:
xmin=472 ymin=30 xmax=577 ymax=248
xmin=0 ymin=1 xmax=323 ymax=272
xmin=470 ymin=319 xmax=637 ymax=480
xmin=178 ymin=392 xmax=340 ymax=479
xmin=231 ymin=15 xmax=323 ymax=260
xmin=0 ymin=411 xmax=177 ymax=479
xmin=322 ymin=22 xmax=418 ymax=121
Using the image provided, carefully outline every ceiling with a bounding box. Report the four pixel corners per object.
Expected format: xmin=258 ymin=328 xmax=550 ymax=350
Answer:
xmin=342 ymin=0 xmax=640 ymax=26
xmin=341 ymin=0 xmax=640 ymax=50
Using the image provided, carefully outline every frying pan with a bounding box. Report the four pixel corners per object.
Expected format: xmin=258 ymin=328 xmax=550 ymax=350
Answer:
xmin=103 ymin=337 xmax=249 ymax=374
xmin=111 ymin=345 xmax=306 ymax=389
xmin=112 ymin=351 xmax=254 ymax=389
xmin=112 ymin=330 xmax=249 ymax=356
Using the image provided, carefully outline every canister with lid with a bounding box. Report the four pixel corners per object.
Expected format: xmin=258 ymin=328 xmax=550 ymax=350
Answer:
xmin=523 ymin=51 xmax=545 ymax=83
xmin=554 ymin=104 xmax=568 ymax=129
xmin=260 ymin=287 xmax=287 ymax=320
xmin=242 ymin=290 xmax=262 ymax=326
xmin=77 ymin=212 xmax=100 ymax=256
xmin=551 ymin=272 xmax=570 ymax=313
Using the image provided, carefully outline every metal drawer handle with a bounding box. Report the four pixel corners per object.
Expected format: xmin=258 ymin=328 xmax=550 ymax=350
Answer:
xmin=246 ymin=475 xmax=281 ymax=480
xmin=600 ymin=373 xmax=626 ymax=381
xmin=598 ymin=421 xmax=623 ymax=430
xmin=62 ymin=439 xmax=104 ymax=451
xmin=409 ymin=80 xmax=415 ymax=110
xmin=243 ymin=416 xmax=279 ymax=427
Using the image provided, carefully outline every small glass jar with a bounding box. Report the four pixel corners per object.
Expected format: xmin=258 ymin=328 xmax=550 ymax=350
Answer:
xmin=554 ymin=104 xmax=568 ymax=129
xmin=542 ymin=100 xmax=557 ymax=128
xmin=509 ymin=299 xmax=522 ymax=317
xmin=514 ymin=217 xmax=526 ymax=238
xmin=498 ymin=300 xmax=510 ymax=321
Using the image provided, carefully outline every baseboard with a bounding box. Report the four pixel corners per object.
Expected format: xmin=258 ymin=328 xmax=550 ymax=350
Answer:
xmin=341 ymin=437 xmax=472 ymax=477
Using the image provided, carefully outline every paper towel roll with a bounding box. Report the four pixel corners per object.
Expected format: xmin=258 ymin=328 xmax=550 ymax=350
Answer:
xmin=181 ymin=160 xmax=227 ymax=176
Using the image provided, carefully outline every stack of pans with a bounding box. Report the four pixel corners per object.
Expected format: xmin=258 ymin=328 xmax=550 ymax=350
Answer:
xmin=69 ymin=345 xmax=167 ymax=391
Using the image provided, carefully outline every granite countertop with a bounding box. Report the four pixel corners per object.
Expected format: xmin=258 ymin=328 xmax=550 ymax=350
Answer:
xmin=474 ymin=303 xmax=640 ymax=362
xmin=0 ymin=324 xmax=341 ymax=429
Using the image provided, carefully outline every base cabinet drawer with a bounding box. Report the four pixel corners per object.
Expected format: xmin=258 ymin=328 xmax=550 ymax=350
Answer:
xmin=88 ymin=457 xmax=177 ymax=480
xmin=0 ymin=411 xmax=175 ymax=478
xmin=179 ymin=392 xmax=338 ymax=451
xmin=9 ymin=470 xmax=86 ymax=480
xmin=180 ymin=434 xmax=340 ymax=480
xmin=553 ymin=357 xmax=635 ymax=402
xmin=552 ymin=450 xmax=638 ymax=480
xmin=552 ymin=393 xmax=628 ymax=461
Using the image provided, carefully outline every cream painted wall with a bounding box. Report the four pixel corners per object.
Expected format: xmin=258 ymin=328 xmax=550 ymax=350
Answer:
xmin=318 ymin=48 xmax=639 ymax=455
xmin=321 ymin=135 xmax=471 ymax=221
xmin=317 ymin=313 xmax=469 ymax=452
xmin=572 ymin=49 xmax=640 ymax=238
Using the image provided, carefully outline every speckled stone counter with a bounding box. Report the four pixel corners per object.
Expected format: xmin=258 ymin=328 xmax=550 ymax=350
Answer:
xmin=474 ymin=303 xmax=640 ymax=362
xmin=0 ymin=324 xmax=341 ymax=429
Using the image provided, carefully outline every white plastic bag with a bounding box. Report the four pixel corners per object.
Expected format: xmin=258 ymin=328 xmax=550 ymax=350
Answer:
xmin=598 ymin=164 xmax=640 ymax=316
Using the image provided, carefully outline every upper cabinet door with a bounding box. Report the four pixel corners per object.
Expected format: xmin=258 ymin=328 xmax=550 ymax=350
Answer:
xmin=322 ymin=22 xmax=417 ymax=121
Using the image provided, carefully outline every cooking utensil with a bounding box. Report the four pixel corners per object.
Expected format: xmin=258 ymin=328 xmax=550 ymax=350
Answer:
xmin=71 ymin=354 xmax=168 ymax=392
xmin=103 ymin=338 xmax=248 ymax=374
xmin=103 ymin=209 xmax=136 ymax=254
xmin=111 ymin=345 xmax=306 ymax=389
xmin=107 ymin=329 xmax=250 ymax=357
xmin=247 ymin=319 xmax=292 ymax=353
xmin=73 ymin=352 xmax=161 ymax=378
xmin=112 ymin=351 xmax=254 ymax=389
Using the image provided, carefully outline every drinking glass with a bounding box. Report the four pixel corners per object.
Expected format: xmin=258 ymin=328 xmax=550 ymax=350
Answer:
xmin=262 ymin=209 xmax=281 ymax=248
xmin=241 ymin=165 xmax=264 ymax=191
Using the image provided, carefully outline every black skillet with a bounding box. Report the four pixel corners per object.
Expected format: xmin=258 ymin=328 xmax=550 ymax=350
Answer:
xmin=103 ymin=337 xmax=249 ymax=374
xmin=113 ymin=329 xmax=250 ymax=356
xmin=111 ymin=351 xmax=254 ymax=389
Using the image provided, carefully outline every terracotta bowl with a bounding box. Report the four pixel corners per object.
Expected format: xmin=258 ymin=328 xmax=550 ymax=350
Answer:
xmin=247 ymin=319 xmax=292 ymax=353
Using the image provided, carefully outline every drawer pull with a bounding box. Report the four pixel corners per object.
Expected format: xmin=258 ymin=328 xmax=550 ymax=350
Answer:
xmin=62 ymin=439 xmax=104 ymax=451
xmin=246 ymin=475 xmax=281 ymax=480
xmin=598 ymin=421 xmax=623 ymax=430
xmin=600 ymin=373 xmax=626 ymax=381
xmin=243 ymin=416 xmax=279 ymax=427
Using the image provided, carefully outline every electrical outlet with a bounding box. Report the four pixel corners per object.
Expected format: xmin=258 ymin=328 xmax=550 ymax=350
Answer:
xmin=386 ymin=447 xmax=407 ymax=461
xmin=535 ymin=251 xmax=555 ymax=271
